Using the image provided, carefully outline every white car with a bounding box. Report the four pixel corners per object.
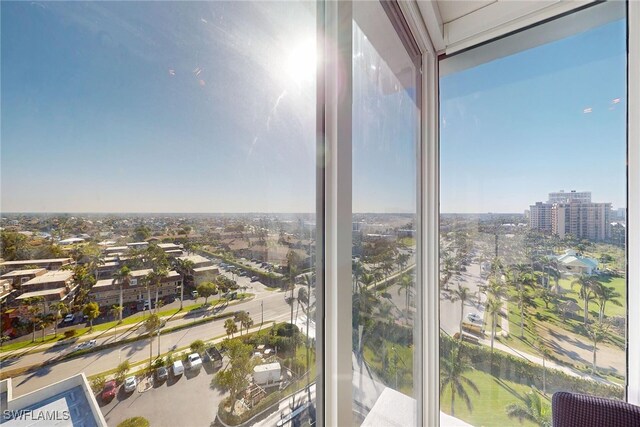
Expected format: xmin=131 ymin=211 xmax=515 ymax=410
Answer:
xmin=172 ymin=360 xmax=185 ymax=376
xmin=187 ymin=353 xmax=202 ymax=370
xmin=123 ymin=376 xmax=137 ymax=393
xmin=63 ymin=314 xmax=75 ymax=323
xmin=466 ymin=313 xmax=482 ymax=324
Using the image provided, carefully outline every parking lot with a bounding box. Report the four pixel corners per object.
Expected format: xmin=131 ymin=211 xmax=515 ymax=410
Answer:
xmin=100 ymin=363 xmax=225 ymax=427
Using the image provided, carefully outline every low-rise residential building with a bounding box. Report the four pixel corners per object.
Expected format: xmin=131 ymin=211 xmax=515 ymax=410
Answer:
xmin=89 ymin=269 xmax=181 ymax=308
xmin=0 ymin=268 xmax=47 ymax=287
xmin=0 ymin=374 xmax=107 ymax=427
xmin=177 ymin=254 xmax=213 ymax=268
xmin=0 ymin=258 xmax=73 ymax=274
xmin=15 ymin=270 xmax=77 ymax=310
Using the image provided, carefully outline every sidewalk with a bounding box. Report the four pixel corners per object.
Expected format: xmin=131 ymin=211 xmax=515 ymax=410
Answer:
xmin=479 ymin=336 xmax=616 ymax=386
xmin=1 ymin=295 xmax=255 ymax=359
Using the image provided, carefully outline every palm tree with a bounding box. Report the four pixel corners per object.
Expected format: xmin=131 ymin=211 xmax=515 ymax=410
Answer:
xmin=174 ymin=258 xmax=195 ymax=310
xmin=50 ymin=301 xmax=68 ymax=338
xmin=440 ymin=345 xmax=479 ymax=417
xmin=148 ymin=267 xmax=169 ymax=314
xmin=587 ymin=321 xmax=610 ymax=374
xmin=451 ymin=285 xmax=472 ymax=340
xmin=352 ymin=260 xmax=364 ymax=294
xmin=39 ymin=315 xmax=53 ymax=341
xmin=571 ymin=275 xmax=598 ymax=326
xmin=592 ymin=283 xmax=622 ymax=324
xmin=505 ymin=389 xmax=551 ymax=427
xmin=224 ymin=318 xmax=238 ymax=338
xmin=397 ymin=273 xmax=413 ymax=324
xmin=486 ymin=298 xmax=502 ymax=354
xmin=112 ymin=266 xmax=131 ymax=323
xmin=83 ymin=302 xmax=100 ymax=330
xmin=110 ymin=305 xmax=123 ymax=341
xmin=23 ymin=297 xmax=43 ymax=342
xmin=144 ymin=313 xmax=161 ymax=367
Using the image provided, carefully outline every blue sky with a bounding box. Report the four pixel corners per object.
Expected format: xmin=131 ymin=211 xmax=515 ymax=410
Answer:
xmin=441 ymin=19 xmax=627 ymax=214
xmin=1 ymin=3 xmax=627 ymax=215
xmin=1 ymin=1 xmax=317 ymax=213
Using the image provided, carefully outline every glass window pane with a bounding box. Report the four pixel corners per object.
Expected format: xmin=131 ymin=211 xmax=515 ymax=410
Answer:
xmin=352 ymin=2 xmax=420 ymax=425
xmin=439 ymin=4 xmax=627 ymax=427
xmin=0 ymin=2 xmax=318 ymax=426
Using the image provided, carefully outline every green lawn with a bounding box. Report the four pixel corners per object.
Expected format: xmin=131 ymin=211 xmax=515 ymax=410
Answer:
xmin=363 ymin=340 xmax=414 ymax=396
xmin=441 ymin=369 xmax=546 ymax=427
xmin=557 ymin=276 xmax=626 ymax=318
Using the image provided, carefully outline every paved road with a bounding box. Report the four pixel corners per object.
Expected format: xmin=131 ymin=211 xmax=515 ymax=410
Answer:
xmin=440 ymin=262 xmax=487 ymax=336
xmin=7 ymin=290 xmax=295 ymax=397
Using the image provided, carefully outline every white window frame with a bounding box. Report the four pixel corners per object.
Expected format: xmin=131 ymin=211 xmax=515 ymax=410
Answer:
xmin=321 ymin=0 xmax=640 ymax=424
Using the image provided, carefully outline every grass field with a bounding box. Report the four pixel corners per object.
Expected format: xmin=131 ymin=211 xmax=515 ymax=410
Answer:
xmin=441 ymin=369 xmax=547 ymax=427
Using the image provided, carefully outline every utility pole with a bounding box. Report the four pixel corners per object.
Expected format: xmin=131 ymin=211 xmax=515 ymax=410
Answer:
xmin=261 ymin=300 xmax=264 ymax=327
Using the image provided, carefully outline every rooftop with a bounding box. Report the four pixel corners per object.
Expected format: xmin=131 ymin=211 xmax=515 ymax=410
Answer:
xmin=0 ymin=258 xmax=72 ymax=267
xmin=0 ymin=374 xmax=106 ymax=427
xmin=22 ymin=270 xmax=73 ymax=286
xmin=1 ymin=268 xmax=46 ymax=278
xmin=16 ymin=287 xmax=69 ymax=300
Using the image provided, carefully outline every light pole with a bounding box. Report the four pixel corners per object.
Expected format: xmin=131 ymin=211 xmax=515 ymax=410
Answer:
xmin=261 ymin=300 xmax=264 ymax=328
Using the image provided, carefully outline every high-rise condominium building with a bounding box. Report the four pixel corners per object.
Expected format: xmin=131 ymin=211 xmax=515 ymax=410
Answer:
xmin=529 ymin=202 xmax=553 ymax=232
xmin=551 ymin=201 xmax=612 ymax=241
xmin=529 ymin=190 xmax=611 ymax=242
xmin=548 ymin=190 xmax=592 ymax=204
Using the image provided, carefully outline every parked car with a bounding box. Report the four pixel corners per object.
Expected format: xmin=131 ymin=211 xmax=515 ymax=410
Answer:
xmin=466 ymin=312 xmax=482 ymax=324
xmin=187 ymin=353 xmax=203 ymax=370
xmin=191 ymin=290 xmax=199 ymax=298
xmin=123 ymin=376 xmax=137 ymax=393
xmin=63 ymin=314 xmax=75 ymax=323
xmin=172 ymin=360 xmax=184 ymax=377
xmin=251 ymin=276 xmax=259 ymax=282
xmin=155 ymin=366 xmax=169 ymax=382
xmin=101 ymin=380 xmax=117 ymax=402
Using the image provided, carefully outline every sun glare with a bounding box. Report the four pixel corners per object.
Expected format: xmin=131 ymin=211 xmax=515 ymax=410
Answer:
xmin=285 ymin=38 xmax=316 ymax=85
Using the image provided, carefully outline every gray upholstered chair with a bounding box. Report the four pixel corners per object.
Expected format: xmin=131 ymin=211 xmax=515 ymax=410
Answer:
xmin=552 ymin=391 xmax=640 ymax=427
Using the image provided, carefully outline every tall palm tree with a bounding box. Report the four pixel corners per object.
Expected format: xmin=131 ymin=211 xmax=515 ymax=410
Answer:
xmin=352 ymin=260 xmax=364 ymax=294
xmin=451 ymin=285 xmax=472 ymax=340
xmin=587 ymin=321 xmax=610 ymax=374
xmin=592 ymin=283 xmax=622 ymax=324
xmin=144 ymin=313 xmax=161 ymax=367
xmin=440 ymin=345 xmax=479 ymax=417
xmin=571 ymin=275 xmax=598 ymax=326
xmin=486 ymin=298 xmax=502 ymax=354
xmin=112 ymin=266 xmax=131 ymax=323
xmin=110 ymin=305 xmax=123 ymax=341
xmin=397 ymin=273 xmax=413 ymax=324
xmin=224 ymin=318 xmax=238 ymax=338
xmin=49 ymin=301 xmax=68 ymax=338
xmin=174 ymin=258 xmax=195 ymax=309
xmin=505 ymin=389 xmax=551 ymax=427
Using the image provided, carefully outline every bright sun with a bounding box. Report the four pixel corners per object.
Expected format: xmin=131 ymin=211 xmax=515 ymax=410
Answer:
xmin=284 ymin=38 xmax=316 ymax=85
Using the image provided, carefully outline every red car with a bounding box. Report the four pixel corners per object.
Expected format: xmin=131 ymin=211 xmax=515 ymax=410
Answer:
xmin=101 ymin=380 xmax=117 ymax=402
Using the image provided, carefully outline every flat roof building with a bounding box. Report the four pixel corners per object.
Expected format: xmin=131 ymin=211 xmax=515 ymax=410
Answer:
xmin=0 ymin=374 xmax=107 ymax=427
xmin=0 ymin=258 xmax=73 ymax=274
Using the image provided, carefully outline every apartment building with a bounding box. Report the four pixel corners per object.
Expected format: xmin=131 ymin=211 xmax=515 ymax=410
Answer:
xmin=14 ymin=270 xmax=77 ymax=311
xmin=89 ymin=268 xmax=181 ymax=308
xmin=548 ymin=190 xmax=592 ymax=204
xmin=551 ymin=201 xmax=612 ymax=241
xmin=529 ymin=202 xmax=553 ymax=232
xmin=0 ymin=258 xmax=73 ymax=274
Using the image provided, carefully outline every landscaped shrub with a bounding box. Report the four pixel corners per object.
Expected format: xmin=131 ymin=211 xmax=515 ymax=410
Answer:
xmin=440 ymin=333 xmax=624 ymax=399
xmin=63 ymin=329 xmax=77 ymax=339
